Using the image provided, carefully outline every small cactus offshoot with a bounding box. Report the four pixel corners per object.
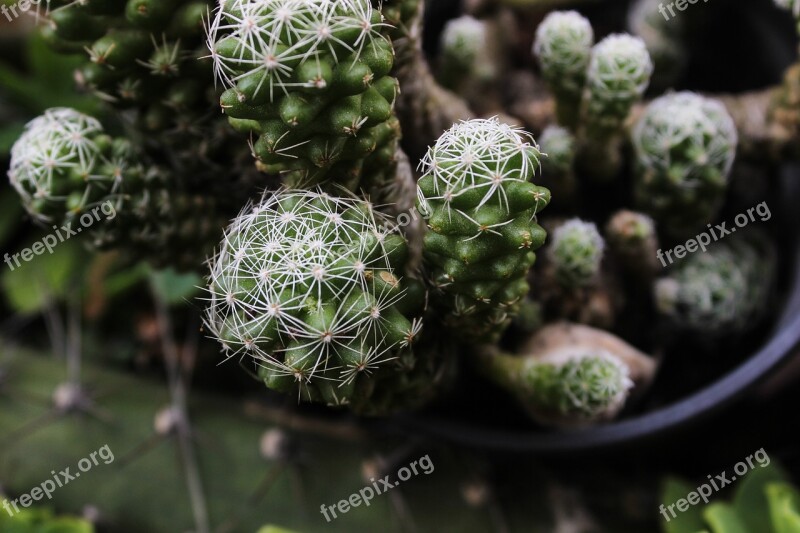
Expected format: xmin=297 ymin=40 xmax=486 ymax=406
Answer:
xmin=416 ymin=118 xmax=550 ymax=343
xmin=207 ymin=0 xmax=401 ymax=192
xmin=633 ymin=92 xmax=738 ymax=239
xmin=533 ymin=11 xmax=594 ymax=129
xmin=204 ymin=189 xmax=427 ymax=413
xmin=8 ymin=108 xmax=136 ymax=225
xmin=547 ymin=219 xmax=605 ymax=289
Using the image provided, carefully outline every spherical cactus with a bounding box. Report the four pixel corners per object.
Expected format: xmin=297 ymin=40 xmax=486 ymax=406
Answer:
xmin=533 ymin=11 xmax=593 ymax=128
xmin=654 ymin=234 xmax=774 ymax=337
xmin=8 ymin=108 xmax=137 ymax=225
xmin=207 ymin=0 xmax=401 ymax=192
xmin=547 ymin=219 xmax=605 ymax=289
xmin=633 ymin=92 xmax=737 ymax=239
xmin=205 ymin=189 xmax=428 ymax=413
xmin=416 ymin=118 xmax=550 ymax=343
xmin=584 ymin=34 xmax=652 ymax=133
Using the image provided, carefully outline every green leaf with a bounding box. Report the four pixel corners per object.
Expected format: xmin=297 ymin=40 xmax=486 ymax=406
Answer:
xmin=766 ymin=483 xmax=800 ymax=533
xmin=703 ymin=503 xmax=748 ymax=533
xmin=1 ymin=235 xmax=86 ymax=314
xmin=733 ymin=461 xmax=788 ymax=532
xmin=148 ymin=267 xmax=203 ymax=305
xmin=662 ymin=478 xmax=708 ymax=533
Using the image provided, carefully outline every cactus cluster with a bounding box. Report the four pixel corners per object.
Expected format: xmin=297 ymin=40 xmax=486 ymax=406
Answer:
xmin=633 ymin=92 xmax=737 ymax=239
xmin=204 ymin=189 xmax=429 ymax=414
xmin=207 ymin=0 xmax=401 ymax=194
xmin=416 ymin=118 xmax=550 ymax=343
xmin=43 ymin=0 xmax=213 ymax=140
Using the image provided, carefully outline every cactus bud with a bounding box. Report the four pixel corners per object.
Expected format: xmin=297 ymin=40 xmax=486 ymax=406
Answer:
xmin=547 ymin=219 xmax=605 ymax=289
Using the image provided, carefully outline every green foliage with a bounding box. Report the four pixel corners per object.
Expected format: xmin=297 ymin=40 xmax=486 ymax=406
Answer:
xmin=0 ymin=506 xmax=93 ymax=533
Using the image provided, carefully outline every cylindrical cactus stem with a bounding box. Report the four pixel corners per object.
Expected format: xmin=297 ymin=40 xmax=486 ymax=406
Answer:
xmin=579 ymin=34 xmax=652 ymax=179
xmin=439 ymin=16 xmax=492 ymax=91
xmin=605 ymin=210 xmax=659 ymax=281
xmin=538 ymin=125 xmax=577 ymax=208
xmin=632 ymin=92 xmax=738 ymax=240
xmin=8 ymin=107 xmax=141 ymax=227
xmin=475 ymin=323 xmax=656 ymax=428
xmin=655 ymin=231 xmax=776 ymax=339
xmin=204 ymin=189 xmax=431 ymax=415
xmin=546 ymin=219 xmax=605 ymax=290
xmin=533 ymin=11 xmax=594 ymax=130
xmin=206 ymin=0 xmax=402 ymax=195
xmin=416 ymin=118 xmax=551 ymax=344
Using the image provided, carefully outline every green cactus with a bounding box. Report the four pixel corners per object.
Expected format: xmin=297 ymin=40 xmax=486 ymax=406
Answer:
xmin=533 ymin=11 xmax=594 ymax=130
xmin=207 ymin=0 xmax=401 ymax=195
xmin=438 ymin=15 xmax=496 ymax=91
xmin=416 ymin=118 xmax=550 ymax=344
xmin=7 ymin=107 xmax=141 ymax=227
xmin=584 ymin=34 xmax=653 ymax=136
xmin=204 ymin=189 xmax=431 ymax=414
xmin=655 ymin=233 xmax=775 ymax=337
xmin=547 ymin=219 xmax=605 ymax=289
xmin=605 ymin=210 xmax=659 ymax=278
xmin=633 ymin=92 xmax=738 ymax=239
xmin=538 ymin=125 xmax=577 ymax=205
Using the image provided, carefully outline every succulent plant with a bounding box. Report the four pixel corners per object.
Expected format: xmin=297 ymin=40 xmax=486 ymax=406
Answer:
xmin=477 ymin=323 xmax=655 ymax=427
xmin=416 ymin=117 xmax=550 ymax=343
xmin=584 ymin=34 xmax=653 ymax=136
xmin=8 ymin=108 xmax=139 ymax=226
xmin=655 ymin=233 xmax=775 ymax=337
xmin=547 ymin=219 xmax=605 ymax=289
xmin=206 ymin=0 xmax=401 ymax=194
xmin=204 ymin=189 xmax=429 ymax=413
xmin=533 ymin=11 xmax=594 ymax=129
xmin=605 ymin=210 xmax=659 ymax=278
xmin=633 ymin=92 xmax=737 ymax=239
xmin=439 ymin=15 xmax=495 ymax=90
xmin=628 ymin=0 xmax=687 ymax=91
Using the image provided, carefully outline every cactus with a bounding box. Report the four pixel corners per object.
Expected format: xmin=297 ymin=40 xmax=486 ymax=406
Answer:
xmin=632 ymin=92 xmax=737 ymax=239
xmin=476 ymin=323 xmax=655 ymax=427
xmin=204 ymin=189 xmax=431 ymax=414
xmin=538 ymin=125 xmax=577 ymax=206
xmin=533 ymin=11 xmax=594 ymax=130
xmin=438 ymin=16 xmax=495 ymax=89
xmin=584 ymin=34 xmax=652 ymax=136
xmin=547 ymin=219 xmax=605 ymax=290
xmin=628 ymin=0 xmax=687 ymax=91
xmin=7 ymin=108 xmax=140 ymax=227
xmin=206 ymin=0 xmax=401 ymax=195
xmin=416 ymin=118 xmax=550 ymax=344
xmin=654 ymin=233 xmax=775 ymax=337
xmin=605 ymin=210 xmax=659 ymax=279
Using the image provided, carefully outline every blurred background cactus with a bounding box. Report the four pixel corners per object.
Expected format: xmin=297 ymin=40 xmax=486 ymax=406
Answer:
xmin=2 ymin=0 xmax=800 ymax=531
